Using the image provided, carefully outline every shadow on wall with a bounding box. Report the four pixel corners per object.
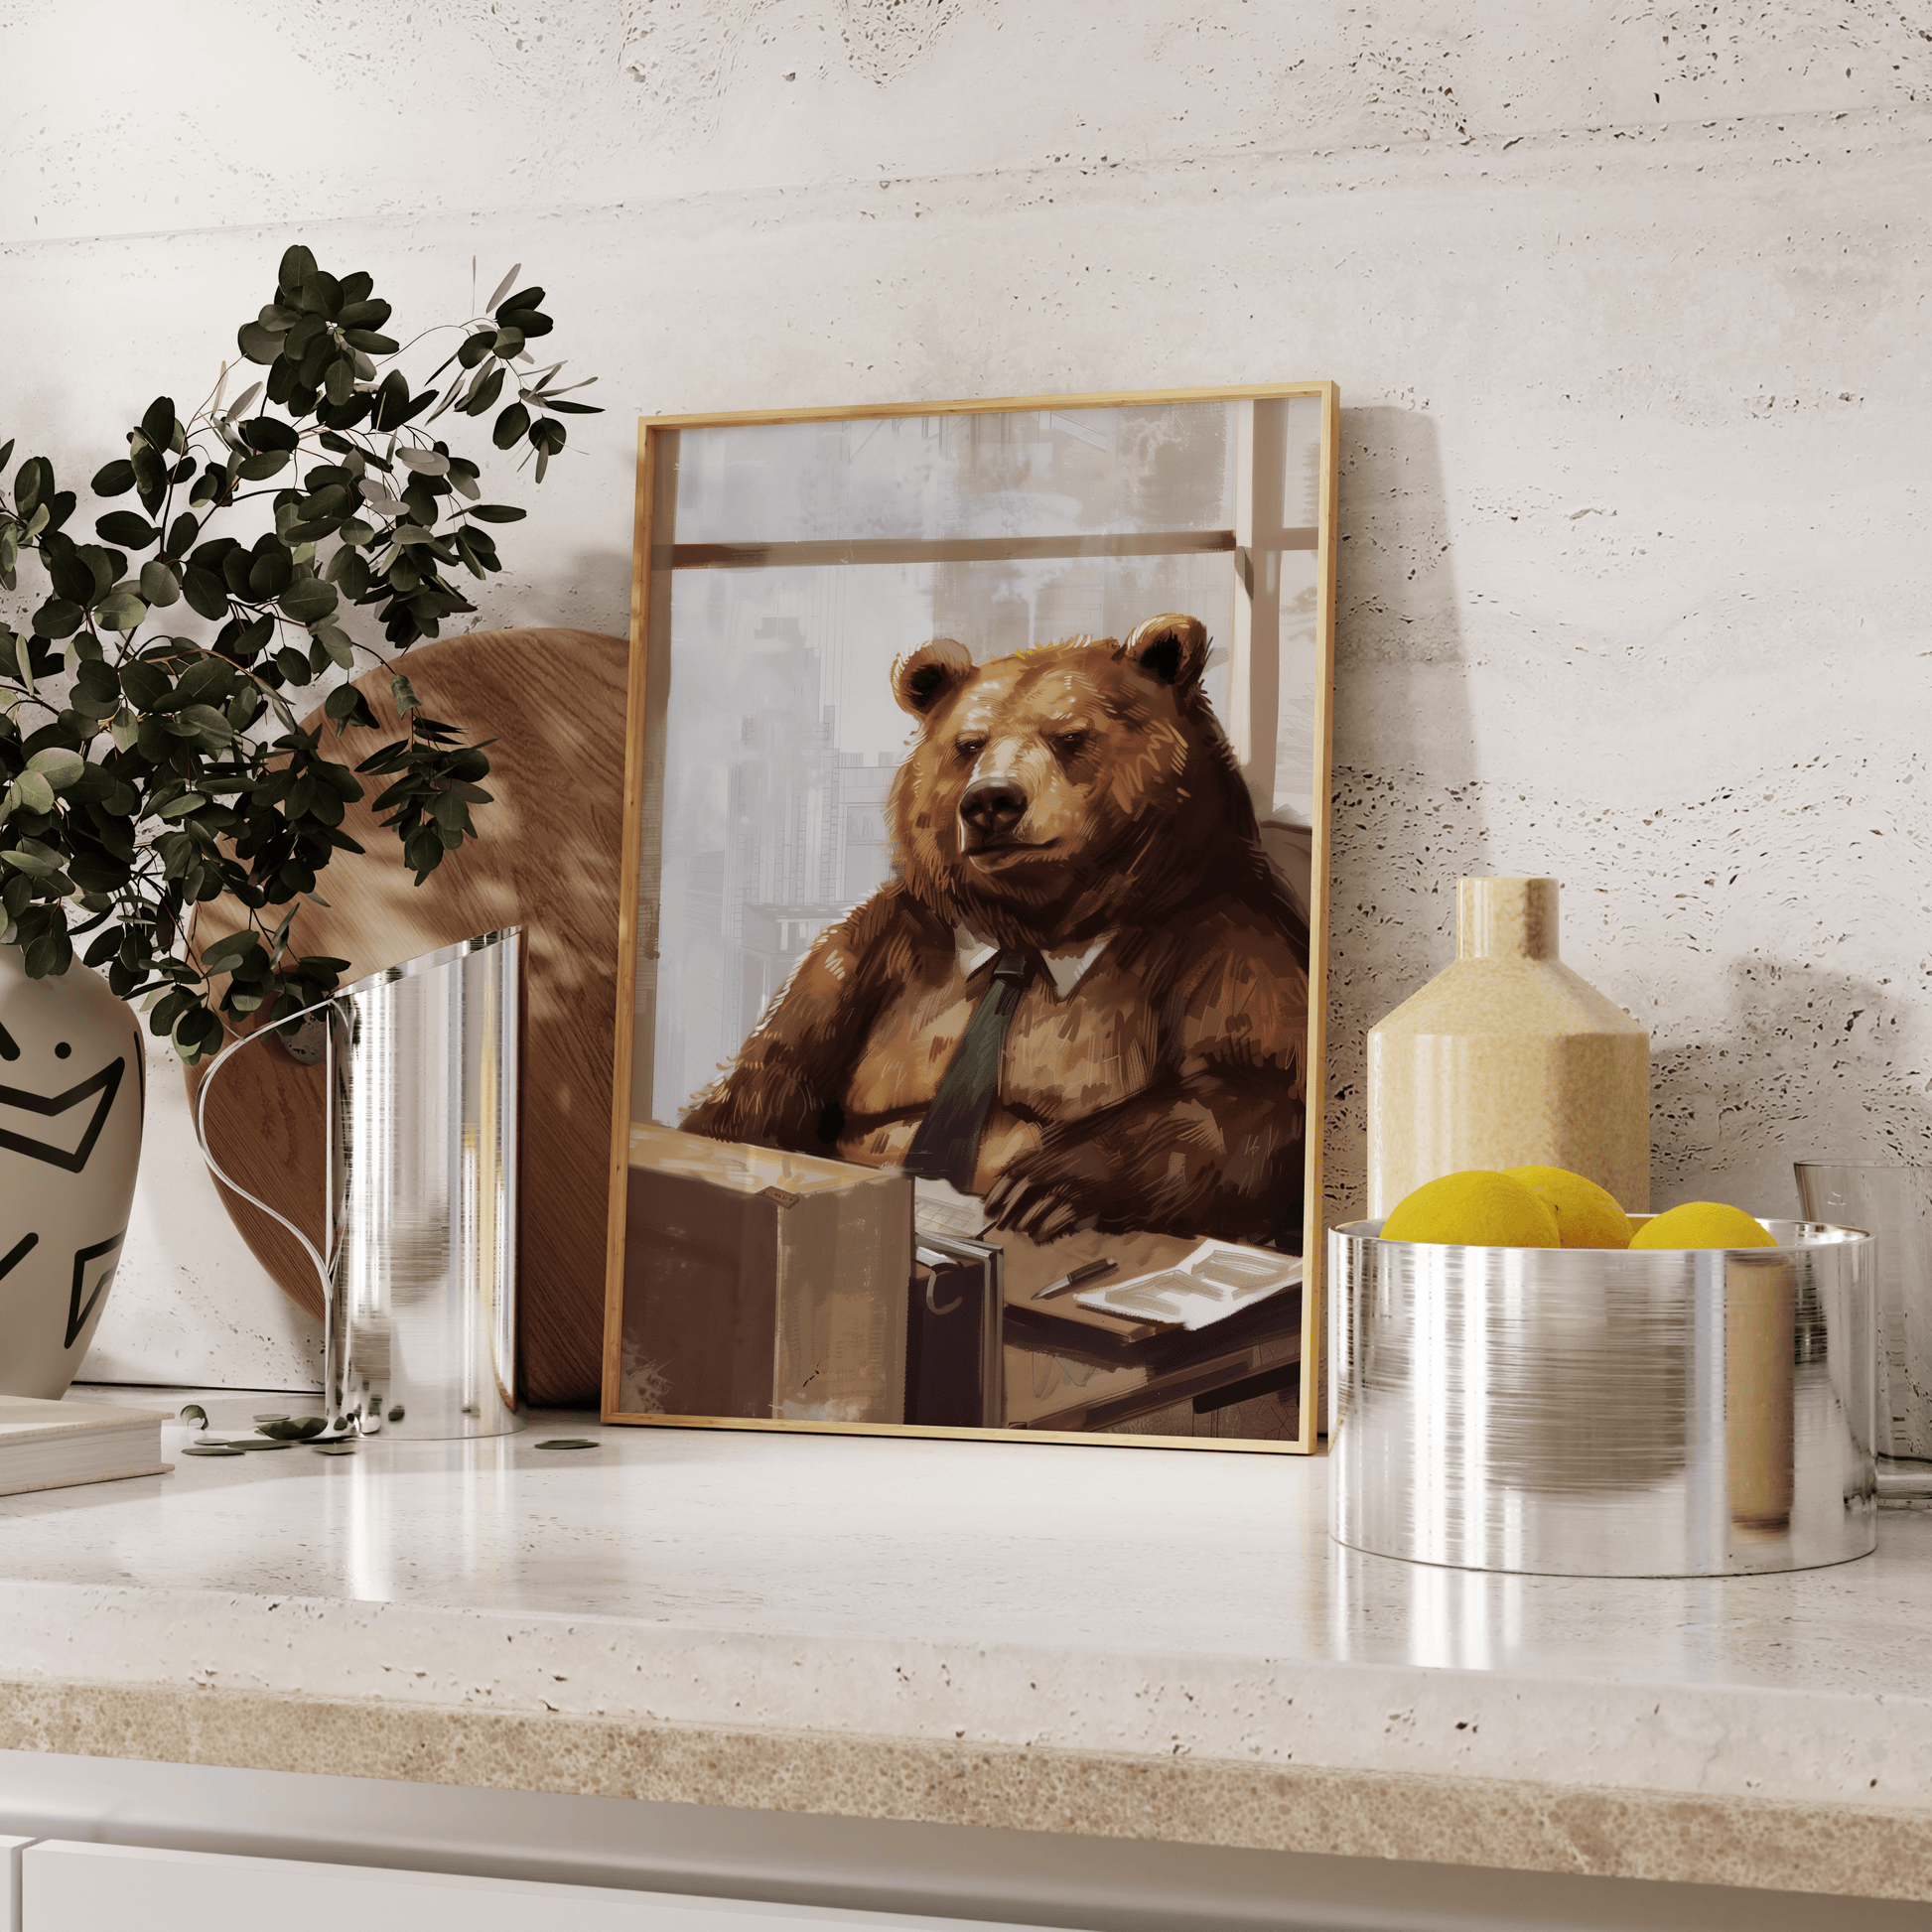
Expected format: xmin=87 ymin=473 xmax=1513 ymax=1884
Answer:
xmin=1324 ymin=405 xmax=1489 ymax=1222
xmin=1655 ymin=960 xmax=1932 ymax=1217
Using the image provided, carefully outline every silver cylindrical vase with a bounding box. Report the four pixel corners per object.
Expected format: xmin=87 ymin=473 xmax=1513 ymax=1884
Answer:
xmin=200 ymin=928 xmax=521 ymax=1440
xmin=1329 ymin=1218 xmax=1876 ymax=1577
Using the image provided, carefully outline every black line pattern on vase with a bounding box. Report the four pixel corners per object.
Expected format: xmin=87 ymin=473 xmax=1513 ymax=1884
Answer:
xmin=0 ymin=1056 xmax=125 ymax=1173
xmin=65 ymin=1231 xmax=124 ymax=1350
xmin=0 ymin=1230 xmax=39 ymax=1282
xmin=0 ymin=1020 xmax=19 ymax=1061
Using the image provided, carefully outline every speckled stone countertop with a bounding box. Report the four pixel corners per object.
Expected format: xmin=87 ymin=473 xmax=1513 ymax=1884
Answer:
xmin=3 ymin=1389 xmax=1930 ymax=1904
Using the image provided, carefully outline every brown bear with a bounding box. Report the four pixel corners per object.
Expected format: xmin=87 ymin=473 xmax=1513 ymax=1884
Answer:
xmin=681 ymin=613 xmax=1310 ymax=1246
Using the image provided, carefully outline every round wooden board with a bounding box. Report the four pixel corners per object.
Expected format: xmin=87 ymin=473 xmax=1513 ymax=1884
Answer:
xmin=183 ymin=626 xmax=627 ymax=1407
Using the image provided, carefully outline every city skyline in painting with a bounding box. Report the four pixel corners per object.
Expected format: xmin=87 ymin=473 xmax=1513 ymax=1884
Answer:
xmin=642 ymin=401 xmax=1317 ymax=1126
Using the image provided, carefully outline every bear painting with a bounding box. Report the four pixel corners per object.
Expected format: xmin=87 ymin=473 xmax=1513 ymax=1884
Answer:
xmin=681 ymin=612 xmax=1310 ymax=1249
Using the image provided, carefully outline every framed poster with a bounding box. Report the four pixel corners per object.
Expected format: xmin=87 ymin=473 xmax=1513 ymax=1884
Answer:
xmin=603 ymin=384 xmax=1337 ymax=1451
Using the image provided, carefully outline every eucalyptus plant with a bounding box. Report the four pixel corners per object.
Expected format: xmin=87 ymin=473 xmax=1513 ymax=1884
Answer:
xmin=0 ymin=247 xmax=599 ymax=1062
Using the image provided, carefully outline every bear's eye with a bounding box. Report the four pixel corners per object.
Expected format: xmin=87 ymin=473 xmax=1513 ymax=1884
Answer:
xmin=1050 ymin=729 xmax=1091 ymax=759
xmin=954 ymin=734 xmax=987 ymax=760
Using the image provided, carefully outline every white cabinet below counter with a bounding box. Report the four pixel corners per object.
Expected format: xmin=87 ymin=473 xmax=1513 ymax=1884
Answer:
xmin=19 ymin=1840 xmax=1059 ymax=1932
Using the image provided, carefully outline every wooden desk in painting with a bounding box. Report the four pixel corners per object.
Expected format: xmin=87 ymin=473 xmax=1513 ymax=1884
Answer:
xmin=613 ymin=1128 xmax=1301 ymax=1447
xmin=992 ymin=1227 xmax=1303 ymax=1445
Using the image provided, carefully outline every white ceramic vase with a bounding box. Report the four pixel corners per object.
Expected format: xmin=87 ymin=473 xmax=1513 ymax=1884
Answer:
xmin=0 ymin=943 xmax=145 ymax=1398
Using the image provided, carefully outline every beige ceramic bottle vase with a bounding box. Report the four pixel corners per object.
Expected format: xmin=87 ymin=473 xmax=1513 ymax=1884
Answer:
xmin=1366 ymin=878 xmax=1650 ymax=1215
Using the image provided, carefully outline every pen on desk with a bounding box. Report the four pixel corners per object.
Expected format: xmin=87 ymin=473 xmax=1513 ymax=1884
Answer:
xmin=1032 ymin=1258 xmax=1119 ymax=1301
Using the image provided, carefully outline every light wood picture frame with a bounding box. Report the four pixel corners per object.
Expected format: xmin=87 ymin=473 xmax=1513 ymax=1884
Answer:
xmin=603 ymin=383 xmax=1338 ymax=1452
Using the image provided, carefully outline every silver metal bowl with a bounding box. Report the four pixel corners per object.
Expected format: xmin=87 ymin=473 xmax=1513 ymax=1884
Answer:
xmin=1328 ymin=1218 xmax=1877 ymax=1577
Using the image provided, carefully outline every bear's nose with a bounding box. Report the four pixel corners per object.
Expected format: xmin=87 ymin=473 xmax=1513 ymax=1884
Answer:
xmin=960 ymin=777 xmax=1029 ymax=842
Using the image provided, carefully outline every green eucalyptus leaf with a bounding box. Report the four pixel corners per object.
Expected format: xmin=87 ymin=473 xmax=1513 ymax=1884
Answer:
xmin=277 ymin=242 xmax=319 ymax=290
xmin=178 ymin=703 xmax=234 ymax=743
xmin=237 ymin=321 xmax=283 ymax=365
xmin=325 ymin=548 xmax=371 ymax=598
xmin=120 ymin=660 xmax=172 ymax=707
xmin=466 ymin=504 xmax=526 ymax=524
xmin=238 ymin=451 xmax=290 ymax=481
xmin=247 ymin=545 xmax=293 ymax=600
xmin=256 ymin=1416 xmax=329 ymax=1440
xmin=198 ymin=929 xmax=259 ymax=969
xmin=22 ymin=929 xmax=74 ymax=977
xmin=3 ymin=829 xmax=66 ymax=872
xmin=94 ymin=590 xmax=148 ymax=632
xmin=492 ymin=402 xmax=529 ymax=450
xmin=96 ymin=510 xmax=159 ymax=549
xmin=242 ymin=415 xmax=299 ymax=454
xmin=324 ymin=684 xmax=376 ymax=729
xmin=461 ymin=366 xmax=505 ymax=417
xmin=32 ymin=597 xmax=83 ymax=638
xmin=91 ymin=459 xmax=137 ymax=496
xmin=24 ymin=747 xmax=85 ymax=788
xmin=182 ymin=564 xmax=229 ymax=621
xmin=313 ymin=622 xmax=355 ymax=668
xmin=498 ymin=306 xmax=552 ymax=340
xmin=280 ymin=578 xmax=339 ymax=623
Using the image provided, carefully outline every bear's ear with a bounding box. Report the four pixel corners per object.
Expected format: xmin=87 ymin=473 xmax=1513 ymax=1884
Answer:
xmin=1119 ymin=613 xmax=1208 ymax=694
xmin=893 ymin=637 xmax=975 ymax=717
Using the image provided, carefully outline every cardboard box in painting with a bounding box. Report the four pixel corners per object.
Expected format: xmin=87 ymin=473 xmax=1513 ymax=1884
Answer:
xmin=621 ymin=1124 xmax=912 ymax=1425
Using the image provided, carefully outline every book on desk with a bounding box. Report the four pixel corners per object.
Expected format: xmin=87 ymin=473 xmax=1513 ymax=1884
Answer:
xmin=0 ymin=1395 xmax=173 ymax=1499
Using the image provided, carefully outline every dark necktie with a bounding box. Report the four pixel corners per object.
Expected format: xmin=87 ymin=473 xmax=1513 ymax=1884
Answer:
xmin=902 ymin=950 xmax=1033 ymax=1191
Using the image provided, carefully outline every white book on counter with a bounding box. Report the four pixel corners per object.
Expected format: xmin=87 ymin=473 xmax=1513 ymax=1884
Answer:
xmin=0 ymin=1394 xmax=173 ymax=1499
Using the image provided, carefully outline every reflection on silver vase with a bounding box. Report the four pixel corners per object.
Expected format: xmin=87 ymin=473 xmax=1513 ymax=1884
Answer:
xmin=198 ymin=929 xmax=521 ymax=1441
xmin=1795 ymin=1163 xmax=1932 ymax=1472
xmin=1329 ymin=1219 xmax=1876 ymax=1578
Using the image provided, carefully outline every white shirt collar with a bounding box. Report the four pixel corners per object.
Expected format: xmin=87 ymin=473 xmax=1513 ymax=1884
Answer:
xmin=954 ymin=925 xmax=1114 ymax=1001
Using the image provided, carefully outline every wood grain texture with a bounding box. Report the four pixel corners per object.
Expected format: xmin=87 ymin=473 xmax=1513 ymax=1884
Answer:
xmin=185 ymin=627 xmax=626 ymax=1407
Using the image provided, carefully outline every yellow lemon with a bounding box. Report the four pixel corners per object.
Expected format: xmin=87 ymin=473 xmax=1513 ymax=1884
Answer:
xmin=1381 ymin=1171 xmax=1560 ymax=1248
xmin=1503 ymin=1166 xmax=1631 ymax=1250
xmin=1628 ymin=1202 xmax=1777 ymax=1250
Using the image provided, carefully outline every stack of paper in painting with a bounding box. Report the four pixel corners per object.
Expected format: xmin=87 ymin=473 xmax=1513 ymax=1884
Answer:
xmin=0 ymin=1394 xmax=172 ymax=1499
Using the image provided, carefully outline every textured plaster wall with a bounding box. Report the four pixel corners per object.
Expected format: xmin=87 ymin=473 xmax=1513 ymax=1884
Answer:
xmin=4 ymin=0 xmax=1930 ymax=1385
